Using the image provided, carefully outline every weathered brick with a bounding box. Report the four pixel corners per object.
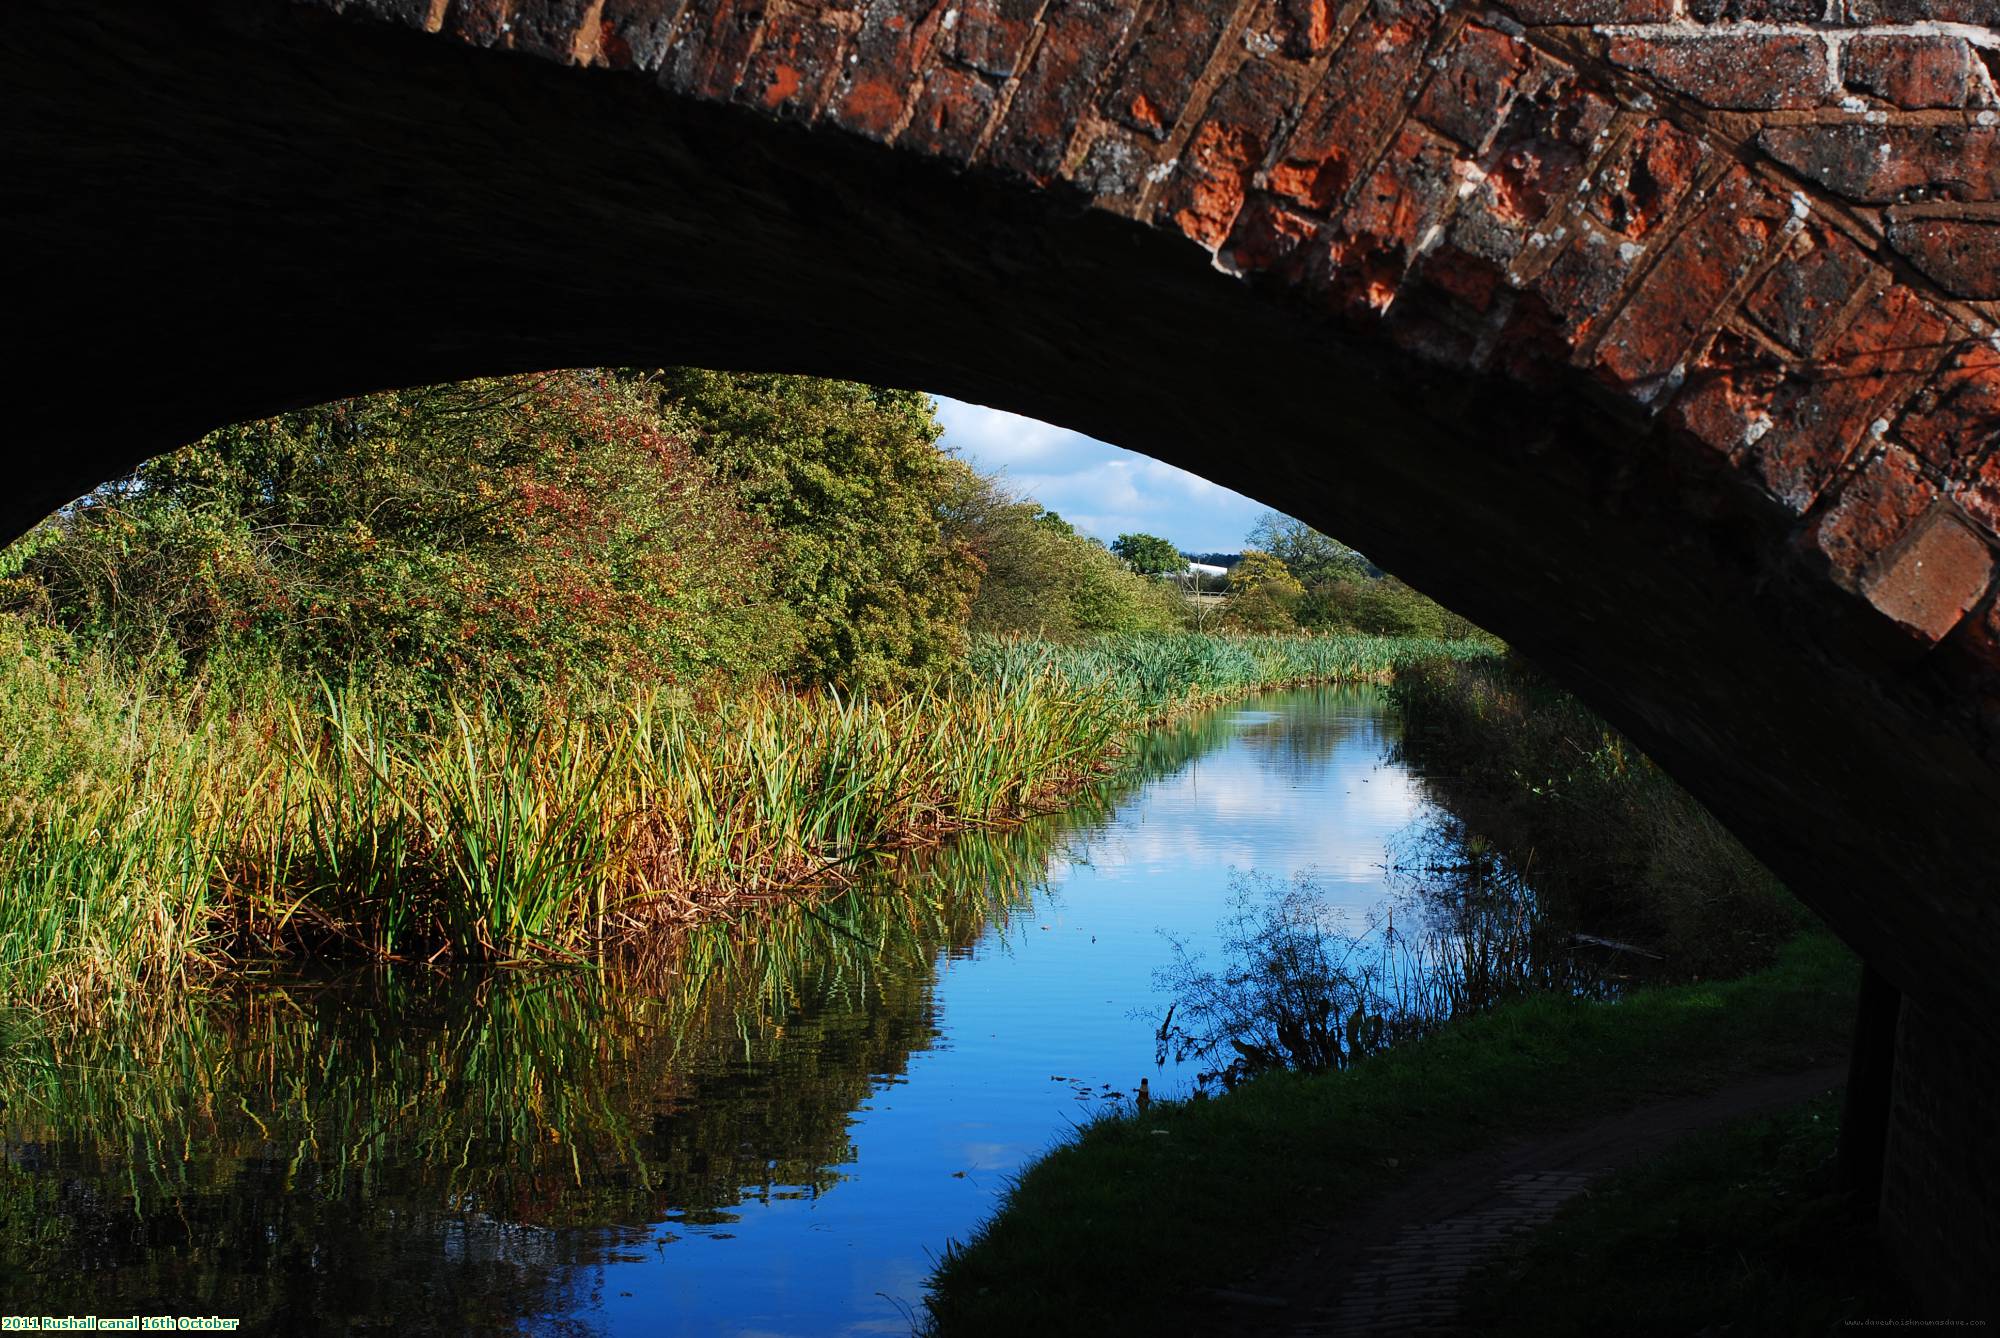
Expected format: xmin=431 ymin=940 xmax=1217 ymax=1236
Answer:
xmin=1594 ymin=169 xmax=1791 ymax=394
xmin=1447 ymin=65 xmax=1615 ymax=266
xmin=902 ymin=61 xmax=1000 ymax=160
xmin=1292 ymin=122 xmax=1473 ymax=323
xmin=1901 ymin=339 xmax=2000 ymax=474
xmin=663 ymin=0 xmax=768 ymax=100
xmin=1530 ymin=221 xmax=1643 ymax=344
xmin=1272 ymin=0 xmax=1337 ymax=59
xmin=1955 ymin=450 xmax=2000 ymax=536
xmin=337 ymin=0 xmax=440 ymax=24
xmin=444 ymin=0 xmax=514 ymax=46
xmin=1862 ymin=508 xmax=1994 ymax=640
xmin=1745 ymin=227 xmax=1878 ymax=356
xmin=826 ymin=0 xmax=946 ymax=138
xmin=1812 ymin=443 xmax=1935 ymax=590
xmin=1756 ymin=285 xmax=1951 ymax=512
xmin=1843 ymin=34 xmax=1973 ymax=110
xmin=500 ymin=0 xmax=603 ymax=59
xmin=1608 ymin=33 xmax=1831 ymax=112
xmin=986 ymin=0 xmax=1140 ymax=180
xmin=1413 ymin=24 xmax=1533 ymax=154
xmin=1688 ymin=0 xmax=1825 ymax=17
xmin=1759 ymin=125 xmax=2000 ymax=204
xmin=1339 ymin=123 xmax=1465 ymax=261
xmin=1221 ymin=194 xmax=1325 ymax=282
xmin=1886 ymin=214 xmax=2000 ymax=300
xmin=947 ymin=0 xmax=1044 ymax=78
xmin=1844 ymin=0 xmax=2000 ymax=21
xmin=1669 ymin=331 xmax=1785 ymax=457
xmin=1102 ymin=0 xmax=1239 ymax=140
xmin=1263 ymin=4 xmax=1439 ymax=212
xmin=738 ymin=9 xmax=846 ymax=118
xmin=1587 ymin=119 xmax=1705 ymax=239
xmin=1162 ymin=58 xmax=1305 ymax=248
xmin=1504 ymin=0 xmax=1674 ymax=20
xmin=597 ymin=0 xmax=692 ymax=69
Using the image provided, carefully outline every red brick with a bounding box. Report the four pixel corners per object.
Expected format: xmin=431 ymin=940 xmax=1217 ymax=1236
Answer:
xmin=987 ymin=0 xmax=1140 ymax=180
xmin=1745 ymin=227 xmax=1878 ymax=356
xmin=1886 ymin=214 xmax=2000 ymax=300
xmin=1956 ymin=451 xmax=2000 ymax=536
xmin=1843 ymin=34 xmax=1973 ymax=109
xmin=1505 ymin=0 xmax=1673 ymax=19
xmin=1845 ymin=0 xmax=2000 ymax=22
xmin=1221 ymin=195 xmax=1325 ymax=282
xmin=500 ymin=1 xmax=602 ymax=59
xmin=445 ymin=0 xmax=514 ymax=47
xmin=1339 ymin=124 xmax=1465 ymax=261
xmin=1901 ymin=340 xmax=2000 ymax=475
xmin=1759 ymin=125 xmax=2000 ymax=204
xmin=1862 ymin=509 xmax=1994 ymax=640
xmin=1263 ymin=5 xmax=1438 ymax=212
xmin=902 ymin=61 xmax=1000 ymax=160
xmin=737 ymin=9 xmax=845 ymax=119
xmin=339 ymin=0 xmax=440 ymax=24
xmin=1587 ymin=120 xmax=1706 ymax=240
xmin=1530 ymin=222 xmax=1644 ymax=345
xmin=595 ymin=0 xmax=691 ymax=70
xmin=1669 ymin=331 xmax=1785 ymax=458
xmin=1594 ymin=170 xmax=1791 ymax=394
xmin=1271 ymin=0 xmax=1338 ymax=59
xmin=662 ymin=0 xmax=768 ymax=100
xmin=1608 ymin=33 xmax=1831 ymax=112
xmin=1413 ymin=24 xmax=1533 ymax=153
xmin=1756 ymin=285 xmax=1952 ymax=512
xmin=1689 ymin=0 xmax=1825 ymax=17
xmin=1812 ymin=444 xmax=1935 ymax=589
xmin=1102 ymin=0 xmax=1239 ymax=140
xmin=1447 ymin=67 xmax=1615 ymax=266
xmin=827 ymin=0 xmax=947 ymax=139
xmin=1162 ymin=58 xmax=1305 ymax=249
xmin=947 ymin=0 xmax=1045 ymax=77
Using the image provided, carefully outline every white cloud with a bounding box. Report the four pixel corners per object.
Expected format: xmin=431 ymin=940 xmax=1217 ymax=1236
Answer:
xmin=932 ymin=396 xmax=1268 ymax=554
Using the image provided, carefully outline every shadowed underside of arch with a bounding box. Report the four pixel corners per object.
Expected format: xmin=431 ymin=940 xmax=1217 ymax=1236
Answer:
xmin=6 ymin=0 xmax=2000 ymax=1311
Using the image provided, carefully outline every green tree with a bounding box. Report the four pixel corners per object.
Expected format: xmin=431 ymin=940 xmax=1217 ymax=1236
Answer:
xmin=1246 ymin=511 xmax=1371 ymax=587
xmin=949 ymin=473 xmax=1184 ymax=639
xmin=1111 ymin=532 xmax=1184 ymax=577
xmin=1225 ymin=550 xmax=1305 ymax=631
xmin=647 ymin=370 xmax=979 ymax=691
xmin=5 ymin=373 xmax=793 ymax=701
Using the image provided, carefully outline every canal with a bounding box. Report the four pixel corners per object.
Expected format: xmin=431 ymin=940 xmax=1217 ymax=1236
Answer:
xmin=1 ymin=683 xmax=1506 ymax=1335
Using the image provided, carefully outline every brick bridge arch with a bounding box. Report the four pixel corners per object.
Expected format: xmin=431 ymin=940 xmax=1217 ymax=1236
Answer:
xmin=7 ymin=0 xmax=1999 ymax=1312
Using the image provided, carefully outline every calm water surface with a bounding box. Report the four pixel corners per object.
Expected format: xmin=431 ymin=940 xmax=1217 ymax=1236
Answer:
xmin=0 ymin=685 xmax=1441 ymax=1336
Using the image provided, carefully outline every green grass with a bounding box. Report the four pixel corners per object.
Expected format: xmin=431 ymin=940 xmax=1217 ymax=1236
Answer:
xmin=923 ymin=929 xmax=1859 ymax=1336
xmin=0 ymin=620 xmax=1489 ymax=1007
xmin=1456 ymin=1091 xmax=1909 ymax=1335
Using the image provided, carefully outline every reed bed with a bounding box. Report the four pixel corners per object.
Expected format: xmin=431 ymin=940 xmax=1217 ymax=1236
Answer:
xmin=0 ymin=621 xmax=1494 ymax=1009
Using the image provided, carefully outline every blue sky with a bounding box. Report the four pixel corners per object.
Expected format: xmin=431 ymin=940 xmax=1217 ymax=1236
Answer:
xmin=931 ymin=395 xmax=1268 ymax=555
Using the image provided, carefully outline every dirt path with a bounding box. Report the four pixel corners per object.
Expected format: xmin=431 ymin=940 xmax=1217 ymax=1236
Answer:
xmin=1191 ymin=1064 xmax=1847 ymax=1336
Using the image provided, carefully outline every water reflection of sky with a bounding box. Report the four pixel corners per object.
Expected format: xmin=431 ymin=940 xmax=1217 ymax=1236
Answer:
xmin=575 ymin=684 xmax=1427 ymax=1337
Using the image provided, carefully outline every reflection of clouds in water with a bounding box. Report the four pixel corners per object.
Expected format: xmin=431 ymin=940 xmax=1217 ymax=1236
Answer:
xmin=956 ymin=1141 xmax=1014 ymax=1170
xmin=1071 ymin=739 xmax=1427 ymax=892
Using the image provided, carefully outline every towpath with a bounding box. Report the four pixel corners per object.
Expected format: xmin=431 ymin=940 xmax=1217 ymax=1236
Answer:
xmin=1193 ymin=1064 xmax=1847 ymax=1336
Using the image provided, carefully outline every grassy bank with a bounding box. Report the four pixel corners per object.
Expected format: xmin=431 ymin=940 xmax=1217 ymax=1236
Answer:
xmin=0 ymin=620 xmax=1491 ymax=1009
xmin=923 ymin=931 xmax=1857 ymax=1335
xmin=1455 ymin=1091 xmax=1907 ymax=1335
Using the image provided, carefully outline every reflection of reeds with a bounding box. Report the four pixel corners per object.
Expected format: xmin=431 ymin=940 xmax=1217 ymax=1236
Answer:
xmin=0 ymin=809 xmax=1070 ymax=1255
